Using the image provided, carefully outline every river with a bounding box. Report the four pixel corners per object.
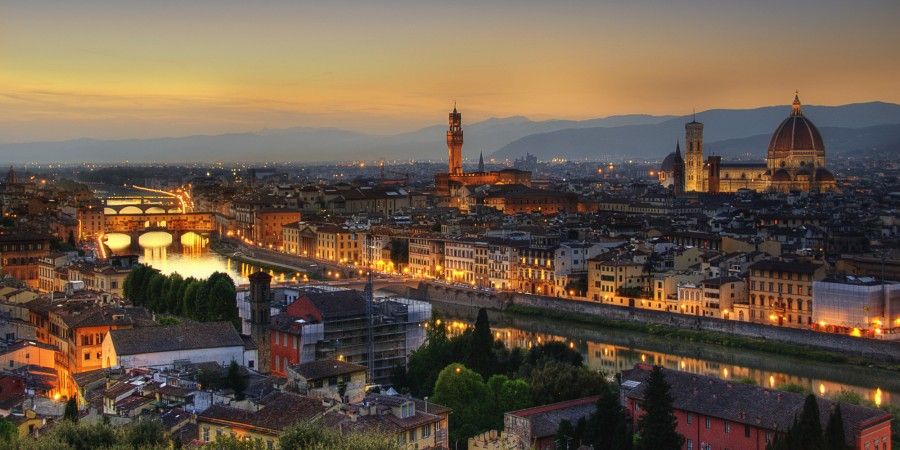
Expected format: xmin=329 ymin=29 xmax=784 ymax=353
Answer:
xmin=424 ymin=302 xmax=898 ymax=408
xmin=100 ymin=234 xmax=898 ymax=409
xmin=103 ymin=231 xmax=301 ymax=285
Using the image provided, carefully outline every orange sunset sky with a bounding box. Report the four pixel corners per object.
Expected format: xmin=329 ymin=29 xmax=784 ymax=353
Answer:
xmin=1 ymin=0 xmax=899 ymax=143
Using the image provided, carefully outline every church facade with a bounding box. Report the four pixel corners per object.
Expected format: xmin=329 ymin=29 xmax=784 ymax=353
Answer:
xmin=658 ymin=94 xmax=837 ymax=194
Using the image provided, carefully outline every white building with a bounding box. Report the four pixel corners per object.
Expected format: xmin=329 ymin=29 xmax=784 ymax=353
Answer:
xmin=813 ymin=276 xmax=900 ymax=339
xmin=101 ymin=322 xmax=257 ymax=370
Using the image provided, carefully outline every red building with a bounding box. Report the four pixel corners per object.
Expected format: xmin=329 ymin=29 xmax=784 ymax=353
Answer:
xmin=621 ymin=365 xmax=892 ymax=450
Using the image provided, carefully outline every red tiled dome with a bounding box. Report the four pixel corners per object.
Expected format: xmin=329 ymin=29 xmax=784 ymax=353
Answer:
xmin=772 ymin=169 xmax=792 ymax=182
xmin=768 ymin=94 xmax=825 ymax=158
xmin=815 ymin=167 xmax=835 ymax=181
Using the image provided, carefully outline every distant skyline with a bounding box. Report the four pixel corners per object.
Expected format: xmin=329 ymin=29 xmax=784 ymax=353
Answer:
xmin=1 ymin=0 xmax=899 ymax=144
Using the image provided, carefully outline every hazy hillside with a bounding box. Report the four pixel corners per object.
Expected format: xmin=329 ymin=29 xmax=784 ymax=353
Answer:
xmin=2 ymin=102 xmax=899 ymax=163
xmin=0 ymin=114 xmax=673 ymax=164
xmin=491 ymin=102 xmax=900 ymax=161
xmin=705 ymin=123 xmax=900 ymax=160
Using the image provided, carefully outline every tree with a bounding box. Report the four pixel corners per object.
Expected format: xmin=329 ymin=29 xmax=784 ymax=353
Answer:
xmin=36 ymin=420 xmax=118 ymax=450
xmin=431 ymin=363 xmax=493 ymax=444
xmin=636 ymin=366 xmax=684 ymax=450
xmin=824 ymin=404 xmax=847 ymax=450
xmin=466 ymin=308 xmax=497 ymax=376
xmin=584 ymin=387 xmax=633 ymax=450
xmin=227 ymin=360 xmax=248 ymax=400
xmin=181 ymin=278 xmax=201 ymax=318
xmin=487 ymin=374 xmax=532 ymax=429
xmin=404 ymin=321 xmax=455 ymax=397
xmin=529 ymin=361 xmax=607 ymax=405
xmin=0 ymin=417 xmax=15 ymax=443
xmin=280 ymin=421 xmax=399 ymax=450
xmin=555 ymin=419 xmax=576 ymax=450
xmin=147 ymin=272 xmax=167 ymax=311
xmin=124 ymin=264 xmax=156 ymax=305
xmin=193 ymin=278 xmax=211 ymax=320
xmin=63 ymin=397 xmax=78 ymax=422
xmin=164 ymin=273 xmax=184 ymax=313
xmin=795 ymin=394 xmax=825 ymax=450
xmin=208 ymin=273 xmax=239 ymax=327
xmin=123 ymin=418 xmax=166 ymax=449
xmin=523 ymin=341 xmax=583 ymax=371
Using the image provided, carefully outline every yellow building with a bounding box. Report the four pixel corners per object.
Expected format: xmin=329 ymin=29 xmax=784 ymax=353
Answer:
xmin=748 ymin=259 xmax=826 ymax=328
xmin=588 ymin=258 xmax=648 ymax=306
xmin=315 ymin=225 xmax=361 ymax=264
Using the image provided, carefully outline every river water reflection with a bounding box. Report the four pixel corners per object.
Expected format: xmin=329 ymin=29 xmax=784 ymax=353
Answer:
xmin=436 ymin=311 xmax=897 ymax=407
xmin=103 ymin=231 xmax=299 ymax=285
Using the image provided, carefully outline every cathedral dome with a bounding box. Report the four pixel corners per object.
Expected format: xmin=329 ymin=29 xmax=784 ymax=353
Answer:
xmin=815 ymin=167 xmax=835 ymax=181
xmin=768 ymin=93 xmax=825 ymax=159
xmin=660 ymin=152 xmax=677 ymax=172
xmin=772 ymin=169 xmax=792 ymax=182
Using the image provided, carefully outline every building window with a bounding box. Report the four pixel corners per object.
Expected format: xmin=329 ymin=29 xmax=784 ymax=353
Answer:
xmin=705 ymin=417 xmax=710 ymax=429
xmin=203 ymin=427 xmax=209 ymax=441
xmin=745 ymin=424 xmax=751 ymax=438
xmin=687 ymin=413 xmax=693 ymax=424
xmin=687 ymin=439 xmax=693 ymax=450
xmin=725 ymin=421 xmax=730 ymax=433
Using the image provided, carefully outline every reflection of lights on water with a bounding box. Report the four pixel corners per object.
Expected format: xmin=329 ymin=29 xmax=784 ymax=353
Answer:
xmin=874 ymin=388 xmax=882 ymax=407
xmin=138 ymin=231 xmax=173 ymax=248
xmin=108 ymin=231 xmax=286 ymax=284
xmin=769 ymin=375 xmax=776 ymax=387
xmin=819 ymin=383 xmax=826 ymax=395
xmin=105 ymin=233 xmax=132 ymax=252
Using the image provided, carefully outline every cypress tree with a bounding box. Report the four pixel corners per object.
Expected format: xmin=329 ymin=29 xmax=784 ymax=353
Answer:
xmin=63 ymin=398 xmax=78 ymax=422
xmin=824 ymin=404 xmax=847 ymax=450
xmin=636 ymin=366 xmax=684 ymax=450
xmin=467 ymin=308 xmax=496 ymax=376
xmin=586 ymin=387 xmax=633 ymax=450
xmin=795 ymin=394 xmax=825 ymax=450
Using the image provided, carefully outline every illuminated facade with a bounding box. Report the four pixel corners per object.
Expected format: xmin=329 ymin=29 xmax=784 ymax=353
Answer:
xmin=660 ymin=94 xmax=838 ymax=194
xmin=434 ymin=106 xmax=532 ymax=198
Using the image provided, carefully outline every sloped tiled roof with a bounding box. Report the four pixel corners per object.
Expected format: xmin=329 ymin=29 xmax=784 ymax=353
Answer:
xmin=109 ymin=322 xmax=243 ymax=356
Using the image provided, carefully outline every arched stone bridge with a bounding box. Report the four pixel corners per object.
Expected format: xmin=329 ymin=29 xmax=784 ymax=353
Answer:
xmin=104 ymin=212 xmax=215 ymax=234
xmin=321 ymin=278 xmax=423 ymax=297
xmin=103 ymin=196 xmax=181 ymax=215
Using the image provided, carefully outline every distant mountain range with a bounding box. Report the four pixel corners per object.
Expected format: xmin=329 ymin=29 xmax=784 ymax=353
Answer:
xmin=1 ymin=102 xmax=899 ymax=164
xmin=492 ymin=102 xmax=900 ymax=161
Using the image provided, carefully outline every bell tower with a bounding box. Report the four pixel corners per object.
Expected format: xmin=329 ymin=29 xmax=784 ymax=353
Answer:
xmin=447 ymin=104 xmax=464 ymax=176
xmin=248 ymin=270 xmax=272 ymax=374
xmin=685 ymin=114 xmax=705 ymax=192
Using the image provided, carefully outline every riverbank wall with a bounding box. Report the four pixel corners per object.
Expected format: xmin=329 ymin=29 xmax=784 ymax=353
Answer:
xmin=410 ymin=282 xmax=900 ymax=363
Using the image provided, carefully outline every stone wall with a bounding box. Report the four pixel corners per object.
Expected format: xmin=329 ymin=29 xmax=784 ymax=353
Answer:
xmin=411 ymin=282 xmax=900 ymax=363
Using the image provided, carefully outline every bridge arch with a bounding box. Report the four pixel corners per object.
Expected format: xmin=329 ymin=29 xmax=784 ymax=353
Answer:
xmin=138 ymin=231 xmax=173 ymax=248
xmin=119 ymin=205 xmax=144 ymax=215
xmin=144 ymin=206 xmax=166 ymax=214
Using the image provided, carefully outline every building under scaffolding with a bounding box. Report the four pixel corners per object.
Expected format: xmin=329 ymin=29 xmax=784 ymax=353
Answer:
xmin=266 ymin=287 xmax=431 ymax=384
xmin=812 ymin=276 xmax=899 ymax=339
